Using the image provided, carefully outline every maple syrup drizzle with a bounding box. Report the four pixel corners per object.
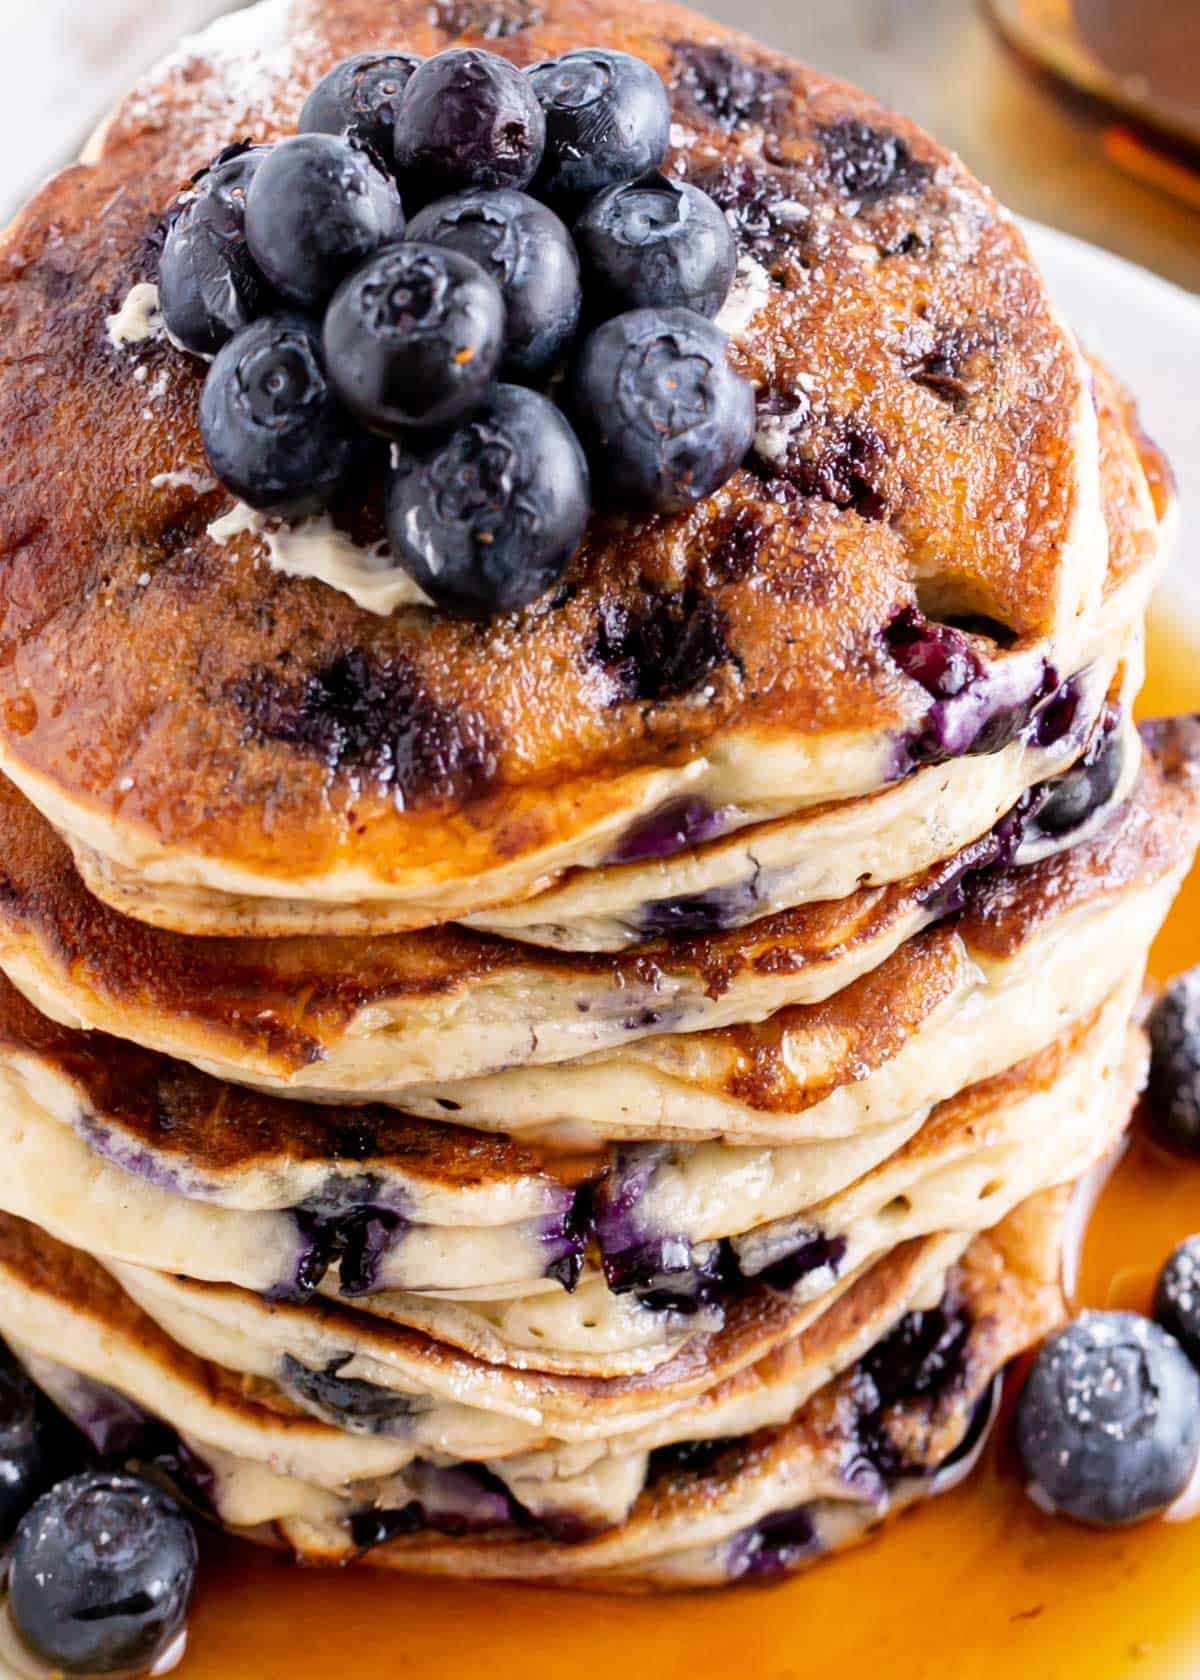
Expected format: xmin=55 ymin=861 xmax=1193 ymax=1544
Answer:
xmin=162 ymin=608 xmax=1200 ymax=1679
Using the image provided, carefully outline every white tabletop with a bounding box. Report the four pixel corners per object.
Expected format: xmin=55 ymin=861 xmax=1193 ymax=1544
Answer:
xmin=0 ymin=0 xmax=235 ymax=219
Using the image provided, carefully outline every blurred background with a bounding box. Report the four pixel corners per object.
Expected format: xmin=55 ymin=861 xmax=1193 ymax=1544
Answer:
xmin=1 ymin=0 xmax=1197 ymax=291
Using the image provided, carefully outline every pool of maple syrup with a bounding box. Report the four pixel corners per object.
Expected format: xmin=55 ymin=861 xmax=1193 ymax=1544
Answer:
xmin=176 ymin=608 xmax=1200 ymax=1680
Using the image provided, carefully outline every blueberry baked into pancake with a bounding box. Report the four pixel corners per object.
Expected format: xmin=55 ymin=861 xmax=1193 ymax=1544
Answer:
xmin=0 ymin=0 xmax=1198 ymax=1665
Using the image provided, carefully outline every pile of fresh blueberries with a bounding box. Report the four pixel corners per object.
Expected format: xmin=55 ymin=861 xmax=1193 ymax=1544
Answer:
xmin=1014 ymin=966 xmax=1200 ymax=1527
xmin=158 ymin=45 xmax=757 ymax=615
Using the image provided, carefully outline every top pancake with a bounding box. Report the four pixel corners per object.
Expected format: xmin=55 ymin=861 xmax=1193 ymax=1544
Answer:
xmin=0 ymin=0 xmax=1113 ymax=935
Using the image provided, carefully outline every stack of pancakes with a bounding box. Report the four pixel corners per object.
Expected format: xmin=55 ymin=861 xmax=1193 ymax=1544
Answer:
xmin=0 ymin=0 xmax=1195 ymax=1591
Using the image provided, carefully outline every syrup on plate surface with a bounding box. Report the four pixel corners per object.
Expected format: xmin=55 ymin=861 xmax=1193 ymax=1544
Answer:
xmin=178 ymin=609 xmax=1200 ymax=1680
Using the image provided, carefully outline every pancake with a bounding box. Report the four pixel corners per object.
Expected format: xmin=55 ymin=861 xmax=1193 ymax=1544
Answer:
xmin=0 ymin=0 xmax=1119 ymax=937
xmin=52 ymin=1241 xmax=968 ymax=1538
xmin=384 ymin=712 xmax=1191 ymax=1139
xmin=336 ymin=1187 xmax=1070 ymax=1585
xmin=0 ymin=980 xmax=1137 ymax=1375
xmin=4 ymin=1217 xmax=985 ymax=1549
xmin=346 ymin=997 xmax=1138 ymax=1371
xmin=0 ymin=712 xmax=1176 ymax=1109
xmin=4 ymin=1187 xmax=1069 ymax=1587
xmin=107 ymin=1235 xmax=967 ymax=1468
xmin=726 ymin=985 xmax=1140 ymax=1290
xmin=0 ymin=711 xmax=1177 ymax=1199
xmin=0 ymin=715 xmax=1186 ymax=1125
xmin=67 ymin=362 xmax=1162 ymax=945
xmin=75 ymin=615 xmax=1140 ymax=944
xmin=3 ymin=1221 xmax=968 ymax=1538
xmin=103 ymin=1240 xmax=953 ymax=1448
xmin=459 ymin=357 xmax=1167 ymax=952
xmin=0 ymin=967 xmax=936 ymax=1323
xmin=460 ymin=658 xmax=1132 ymax=955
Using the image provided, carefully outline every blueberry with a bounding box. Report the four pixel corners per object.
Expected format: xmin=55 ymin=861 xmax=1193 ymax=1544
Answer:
xmin=280 ymin=1355 xmax=416 ymax=1431
xmin=394 ymin=49 xmax=546 ymax=198
xmin=609 ymin=795 xmax=725 ymax=862
xmin=10 ymin=1471 xmax=198 ymax=1676
xmin=885 ymin=607 xmax=980 ymax=698
xmin=570 ymin=307 xmax=755 ymax=511
xmin=299 ymin=52 xmax=423 ymax=155
xmin=727 ymin=1505 xmax=817 ymax=1580
xmin=324 ymin=243 xmax=503 ymax=435
xmin=407 ymin=188 xmax=580 ymax=382
xmin=0 ymin=1348 xmax=59 ymax=1542
xmin=1016 ymin=1312 xmax=1200 ymax=1525
xmin=575 ymin=174 xmax=736 ymax=320
xmin=527 ymin=48 xmax=670 ymax=203
xmin=1149 ymin=970 xmax=1200 ymax=1155
xmin=386 ymin=383 xmax=589 ymax=615
xmin=158 ymin=143 xmax=274 ymax=355
xmin=200 ymin=313 xmax=362 ymax=514
xmin=244 ymin=133 xmax=404 ymax=309
xmin=1156 ymin=1236 xmax=1200 ymax=1366
xmin=1035 ymin=724 xmax=1123 ymax=837
xmin=602 ymin=1235 xmax=727 ymax=1314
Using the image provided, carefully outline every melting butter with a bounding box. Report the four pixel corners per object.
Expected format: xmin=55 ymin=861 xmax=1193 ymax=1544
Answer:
xmin=106 ymin=282 xmax=164 ymax=349
xmin=207 ymin=504 xmax=432 ymax=615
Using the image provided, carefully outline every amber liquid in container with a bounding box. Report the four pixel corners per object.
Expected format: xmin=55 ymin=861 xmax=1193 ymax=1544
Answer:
xmin=176 ymin=610 xmax=1200 ymax=1680
xmin=991 ymin=0 xmax=1200 ymax=137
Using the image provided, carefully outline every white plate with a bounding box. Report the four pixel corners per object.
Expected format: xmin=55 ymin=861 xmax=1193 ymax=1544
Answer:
xmin=1022 ymin=219 xmax=1200 ymax=619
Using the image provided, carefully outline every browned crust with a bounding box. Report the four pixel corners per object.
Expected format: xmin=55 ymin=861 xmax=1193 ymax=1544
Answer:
xmin=0 ymin=1212 xmax=318 ymax=1430
xmin=0 ymin=0 xmax=1099 ymax=895
xmin=711 ymin=924 xmax=966 ymax=1113
xmin=0 ymin=969 xmax=584 ymax=1194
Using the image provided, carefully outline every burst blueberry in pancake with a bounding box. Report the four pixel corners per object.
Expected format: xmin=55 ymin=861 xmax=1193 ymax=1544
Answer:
xmin=106 ymin=1233 xmax=960 ymax=1462
xmin=0 ymin=0 xmax=1126 ymax=939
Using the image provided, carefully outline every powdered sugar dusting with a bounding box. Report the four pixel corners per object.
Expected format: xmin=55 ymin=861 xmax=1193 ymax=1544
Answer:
xmin=124 ymin=0 xmax=320 ymax=147
xmin=715 ymin=254 xmax=772 ymax=340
